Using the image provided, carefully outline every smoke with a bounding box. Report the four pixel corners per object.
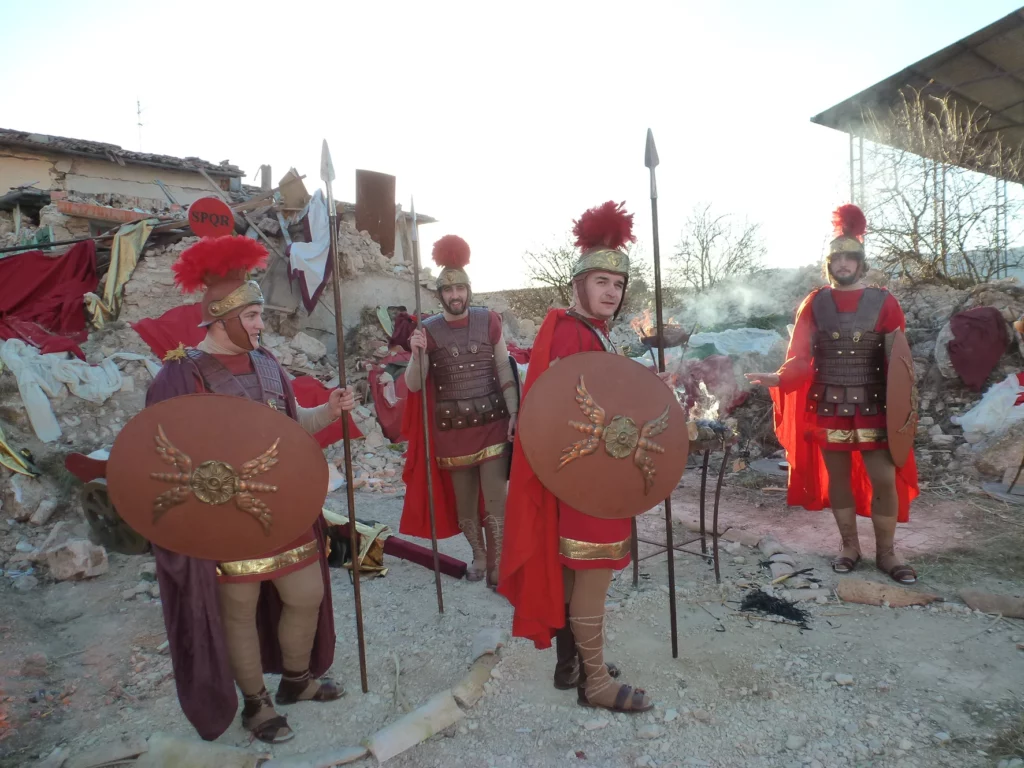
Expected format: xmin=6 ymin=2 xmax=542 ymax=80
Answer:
xmin=663 ymin=265 xmax=824 ymax=331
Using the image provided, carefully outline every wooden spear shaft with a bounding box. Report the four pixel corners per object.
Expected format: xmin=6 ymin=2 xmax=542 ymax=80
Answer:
xmin=410 ymin=197 xmax=445 ymax=614
xmin=322 ymin=141 xmax=369 ymax=693
xmin=646 ymin=128 xmax=680 ymax=659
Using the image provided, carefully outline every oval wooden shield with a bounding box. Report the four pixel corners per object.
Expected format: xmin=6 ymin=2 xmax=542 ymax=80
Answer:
xmin=519 ymin=352 xmax=689 ymax=519
xmin=886 ymin=329 xmax=918 ymax=468
xmin=107 ymin=394 xmax=328 ymax=561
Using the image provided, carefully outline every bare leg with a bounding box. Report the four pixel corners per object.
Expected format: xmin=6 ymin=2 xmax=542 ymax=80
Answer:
xmin=861 ymin=449 xmax=916 ymax=583
xmin=449 ymin=467 xmax=487 ymax=581
xmin=821 ymin=450 xmax=861 ymax=571
xmin=570 ymin=568 xmax=652 ymax=712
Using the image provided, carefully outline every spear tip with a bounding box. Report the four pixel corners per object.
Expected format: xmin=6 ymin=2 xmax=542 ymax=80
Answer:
xmin=644 ymin=128 xmax=660 ymax=169
xmin=320 ymin=139 xmax=336 ymax=184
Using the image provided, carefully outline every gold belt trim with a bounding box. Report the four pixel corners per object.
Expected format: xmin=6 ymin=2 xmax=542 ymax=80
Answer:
xmin=559 ymin=536 xmax=631 ymax=562
xmin=218 ymin=540 xmax=319 ymax=578
xmin=825 ymin=428 xmax=887 ymax=445
xmin=437 ymin=442 xmax=509 ymax=469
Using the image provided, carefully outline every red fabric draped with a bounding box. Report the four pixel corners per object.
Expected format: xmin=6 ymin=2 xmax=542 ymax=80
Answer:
xmin=290 ymin=375 xmax=363 ymax=445
xmin=0 ymin=241 xmax=97 ymax=359
xmin=496 ymin=310 xmax=567 ymax=649
xmin=770 ymin=291 xmax=919 ymax=522
xmin=399 ymin=384 xmax=462 ymax=540
xmin=130 ymin=303 xmax=205 ymax=359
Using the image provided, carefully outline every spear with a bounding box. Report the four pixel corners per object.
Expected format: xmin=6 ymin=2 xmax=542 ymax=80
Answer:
xmin=321 ymin=139 xmax=369 ymax=693
xmin=645 ymin=128 xmax=680 ymax=659
xmin=410 ymin=196 xmax=445 ymax=614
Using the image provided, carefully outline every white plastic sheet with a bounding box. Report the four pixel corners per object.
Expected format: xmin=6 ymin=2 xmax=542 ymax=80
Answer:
xmin=951 ymin=372 xmax=1024 ymax=437
xmin=0 ymin=339 xmax=160 ymax=443
xmin=687 ymin=328 xmax=784 ymax=357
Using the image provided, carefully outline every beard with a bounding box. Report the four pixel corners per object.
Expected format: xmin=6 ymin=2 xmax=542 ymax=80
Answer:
xmin=442 ymin=297 xmax=468 ymax=315
xmin=829 ymin=268 xmax=859 ymax=287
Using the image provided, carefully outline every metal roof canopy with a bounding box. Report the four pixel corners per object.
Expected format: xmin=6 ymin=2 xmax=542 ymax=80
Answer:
xmin=812 ymin=8 xmax=1024 ymax=183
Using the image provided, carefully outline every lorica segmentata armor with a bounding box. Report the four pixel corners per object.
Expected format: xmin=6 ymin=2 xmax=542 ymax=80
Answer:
xmin=424 ymin=308 xmax=508 ymax=431
xmin=808 ymin=288 xmax=887 ymax=418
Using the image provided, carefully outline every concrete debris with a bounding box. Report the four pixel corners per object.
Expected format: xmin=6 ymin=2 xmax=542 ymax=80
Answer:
xmin=836 ymin=578 xmax=941 ymax=608
xmin=289 ymin=331 xmax=328 ymax=362
xmin=5 ymin=474 xmax=51 ymax=522
xmin=364 ymin=690 xmax=465 ymax=763
xmin=29 ymin=499 xmax=59 ymax=526
xmin=960 ymin=589 xmax=1024 ymax=619
xmin=44 ymin=539 xmax=109 ymax=581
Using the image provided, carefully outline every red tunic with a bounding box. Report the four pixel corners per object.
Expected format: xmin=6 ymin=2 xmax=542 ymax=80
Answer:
xmin=779 ymin=288 xmax=904 ymax=452
xmin=399 ymin=311 xmax=508 ymax=541
xmin=191 ymin=352 xmax=317 ymax=583
xmin=497 ymin=310 xmax=630 ymax=651
xmin=771 ymin=288 xmax=919 ymax=521
xmin=424 ymin=310 xmax=510 ymax=466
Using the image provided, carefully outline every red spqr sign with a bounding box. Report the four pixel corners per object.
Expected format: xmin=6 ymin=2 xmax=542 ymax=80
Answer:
xmin=188 ymin=196 xmax=235 ymax=238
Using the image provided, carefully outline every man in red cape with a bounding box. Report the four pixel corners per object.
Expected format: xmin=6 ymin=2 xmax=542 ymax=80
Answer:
xmin=400 ymin=235 xmax=519 ymax=588
xmin=499 ymin=202 xmax=657 ymax=714
xmin=142 ymin=235 xmax=356 ymax=743
xmin=746 ymin=205 xmax=919 ymax=584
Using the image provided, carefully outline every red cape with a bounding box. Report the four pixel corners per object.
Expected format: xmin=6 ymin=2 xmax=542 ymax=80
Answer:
xmin=496 ymin=310 xmax=567 ymax=650
xmin=399 ymin=382 xmax=462 ymax=539
xmin=770 ymin=379 xmax=918 ymax=523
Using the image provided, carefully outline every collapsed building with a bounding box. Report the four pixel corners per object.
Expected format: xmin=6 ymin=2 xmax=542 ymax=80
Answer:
xmin=1 ymin=123 xmax=1024 ymax=589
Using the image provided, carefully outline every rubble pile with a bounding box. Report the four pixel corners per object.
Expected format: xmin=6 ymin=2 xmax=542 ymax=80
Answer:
xmin=338 ymin=218 xmax=393 ymax=277
xmin=327 ymin=409 xmax=405 ymax=495
xmin=118 ymin=238 xmax=200 ymax=325
xmin=0 ymin=208 xmax=38 ymax=248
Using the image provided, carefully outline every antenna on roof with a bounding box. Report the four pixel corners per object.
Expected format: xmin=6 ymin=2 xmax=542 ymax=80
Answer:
xmin=136 ymin=98 xmax=145 ymax=152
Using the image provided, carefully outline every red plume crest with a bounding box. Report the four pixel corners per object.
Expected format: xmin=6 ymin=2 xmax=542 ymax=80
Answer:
xmin=172 ymin=235 xmax=268 ymax=294
xmin=432 ymin=235 xmax=471 ymax=269
xmin=832 ymin=204 xmax=867 ymax=242
xmin=572 ymin=201 xmax=636 ymax=252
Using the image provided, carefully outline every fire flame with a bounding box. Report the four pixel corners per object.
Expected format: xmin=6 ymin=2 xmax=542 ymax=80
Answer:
xmin=629 ymin=309 xmax=680 ymax=339
xmin=688 ymin=381 xmax=720 ymax=422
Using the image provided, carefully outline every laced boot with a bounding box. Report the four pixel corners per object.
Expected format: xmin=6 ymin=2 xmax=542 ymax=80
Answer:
xmin=459 ymin=515 xmax=488 ymax=582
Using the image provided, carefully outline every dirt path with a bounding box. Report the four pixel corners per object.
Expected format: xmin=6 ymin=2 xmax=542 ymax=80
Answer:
xmin=2 ymin=474 xmax=1023 ymax=768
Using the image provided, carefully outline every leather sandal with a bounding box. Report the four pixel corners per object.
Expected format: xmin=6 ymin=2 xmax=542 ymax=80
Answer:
xmin=830 ymin=554 xmax=861 ymax=574
xmin=242 ymin=690 xmax=294 ymax=744
xmin=465 ymin=563 xmax=486 ymax=582
xmin=554 ymin=660 xmax=621 ymax=690
xmin=881 ymin=562 xmax=917 ymax=584
xmin=577 ymin=683 xmax=654 ymax=713
xmin=275 ymin=673 xmax=345 ymax=705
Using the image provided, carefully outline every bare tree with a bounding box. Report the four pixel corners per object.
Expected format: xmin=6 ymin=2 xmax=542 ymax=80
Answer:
xmin=525 ymin=240 xmax=651 ymax=307
xmin=671 ymin=204 xmax=766 ymax=292
xmin=860 ymin=89 xmax=1024 ymax=286
xmin=523 ymin=240 xmax=577 ymax=304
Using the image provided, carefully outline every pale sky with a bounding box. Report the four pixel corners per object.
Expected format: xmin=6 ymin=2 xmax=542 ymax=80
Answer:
xmin=2 ymin=0 xmax=1020 ymax=291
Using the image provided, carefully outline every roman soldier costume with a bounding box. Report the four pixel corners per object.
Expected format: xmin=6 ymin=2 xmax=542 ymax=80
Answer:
xmin=499 ymin=201 xmax=657 ymax=714
xmin=768 ymin=204 xmax=920 ymax=583
xmin=140 ymin=235 xmax=343 ymax=744
xmin=400 ymin=235 xmax=520 ymax=588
